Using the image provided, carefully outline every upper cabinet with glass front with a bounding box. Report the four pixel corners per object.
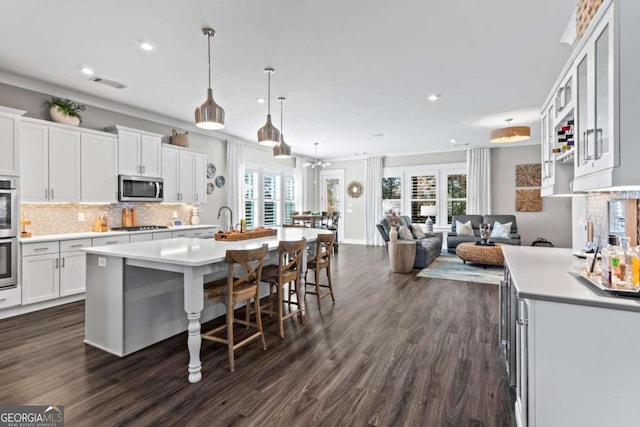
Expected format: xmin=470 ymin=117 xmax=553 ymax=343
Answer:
xmin=572 ymin=0 xmax=640 ymax=191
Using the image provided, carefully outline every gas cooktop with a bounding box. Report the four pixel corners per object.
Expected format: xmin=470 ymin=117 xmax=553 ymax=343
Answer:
xmin=110 ymin=225 xmax=169 ymax=231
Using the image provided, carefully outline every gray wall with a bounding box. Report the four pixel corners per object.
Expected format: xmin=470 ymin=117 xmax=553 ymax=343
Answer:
xmin=491 ymin=144 xmax=572 ymax=248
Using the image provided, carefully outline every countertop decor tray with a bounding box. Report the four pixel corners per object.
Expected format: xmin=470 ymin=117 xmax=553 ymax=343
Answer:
xmin=215 ymin=227 xmax=277 ymax=241
xmin=572 ymin=269 xmax=640 ymax=299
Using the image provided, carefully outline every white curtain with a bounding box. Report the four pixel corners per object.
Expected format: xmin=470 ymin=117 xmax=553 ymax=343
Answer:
xmin=365 ymin=156 xmax=384 ymax=246
xmin=226 ymin=138 xmax=245 ymax=226
xmin=466 ymin=148 xmax=491 ymax=214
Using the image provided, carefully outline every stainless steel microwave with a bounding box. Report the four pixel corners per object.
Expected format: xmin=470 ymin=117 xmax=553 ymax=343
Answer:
xmin=118 ymin=175 xmax=164 ymax=202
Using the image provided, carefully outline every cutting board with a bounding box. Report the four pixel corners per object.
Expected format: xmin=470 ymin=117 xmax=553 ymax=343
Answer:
xmin=121 ymin=208 xmax=139 ymax=227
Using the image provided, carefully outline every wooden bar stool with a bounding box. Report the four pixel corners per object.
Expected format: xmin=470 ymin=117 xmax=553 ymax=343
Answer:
xmin=305 ymin=233 xmax=336 ymax=312
xmin=260 ymin=238 xmax=306 ymax=338
xmin=201 ymin=244 xmax=268 ymax=372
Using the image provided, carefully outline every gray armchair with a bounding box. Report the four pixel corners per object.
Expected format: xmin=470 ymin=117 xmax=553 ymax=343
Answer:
xmin=377 ymin=216 xmax=442 ymax=268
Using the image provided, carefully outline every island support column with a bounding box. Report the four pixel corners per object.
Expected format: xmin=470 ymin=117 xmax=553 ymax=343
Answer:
xmin=183 ymin=266 xmax=205 ymax=383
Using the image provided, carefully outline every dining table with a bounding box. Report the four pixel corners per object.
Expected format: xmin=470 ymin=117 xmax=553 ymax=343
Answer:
xmin=290 ymin=214 xmax=325 ymax=228
xmin=82 ymin=226 xmax=333 ymax=383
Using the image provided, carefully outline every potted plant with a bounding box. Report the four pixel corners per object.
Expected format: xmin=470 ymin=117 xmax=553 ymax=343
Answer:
xmin=44 ymin=97 xmax=86 ymax=126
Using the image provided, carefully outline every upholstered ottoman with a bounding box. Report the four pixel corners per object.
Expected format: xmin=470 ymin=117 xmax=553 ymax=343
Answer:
xmin=455 ymin=242 xmax=504 ymax=266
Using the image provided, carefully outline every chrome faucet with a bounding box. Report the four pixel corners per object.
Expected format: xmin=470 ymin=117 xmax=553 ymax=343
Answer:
xmin=217 ymin=206 xmax=233 ymax=231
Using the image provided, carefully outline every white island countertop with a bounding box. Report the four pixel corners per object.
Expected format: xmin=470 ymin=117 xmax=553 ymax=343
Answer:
xmin=83 ymin=227 xmax=333 ymax=267
xmin=19 ymin=224 xmax=219 ymax=243
xmin=502 ymin=245 xmax=640 ymax=313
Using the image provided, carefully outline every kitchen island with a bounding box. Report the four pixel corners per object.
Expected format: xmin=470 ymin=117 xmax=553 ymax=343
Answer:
xmin=83 ymin=227 xmax=333 ymax=383
xmin=502 ymin=245 xmax=640 ymax=427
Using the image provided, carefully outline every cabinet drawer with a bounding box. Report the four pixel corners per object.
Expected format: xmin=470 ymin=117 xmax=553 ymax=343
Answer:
xmin=60 ymin=238 xmax=92 ymax=253
xmin=22 ymin=241 xmax=60 ymax=256
xmin=0 ymin=286 xmax=21 ymax=309
xmin=172 ymin=230 xmax=189 ymax=238
xmin=130 ymin=233 xmax=153 ymax=243
xmin=92 ymin=235 xmax=130 ymax=247
xmin=152 ymin=231 xmax=172 ymax=240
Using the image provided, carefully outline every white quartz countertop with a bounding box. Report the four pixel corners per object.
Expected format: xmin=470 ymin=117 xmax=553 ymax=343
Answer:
xmin=502 ymin=245 xmax=640 ymax=313
xmin=83 ymin=227 xmax=333 ymax=267
xmin=20 ymin=224 xmax=219 ymax=243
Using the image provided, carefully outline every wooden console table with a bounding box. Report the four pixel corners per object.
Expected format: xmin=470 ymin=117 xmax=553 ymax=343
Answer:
xmin=387 ymin=240 xmax=416 ymax=273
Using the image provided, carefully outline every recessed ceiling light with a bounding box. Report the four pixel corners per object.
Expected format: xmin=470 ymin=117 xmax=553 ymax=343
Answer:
xmin=256 ymin=97 xmax=266 ymax=104
xmin=81 ymin=67 xmax=94 ymax=75
xmin=428 ymin=94 xmax=441 ymax=102
xmin=140 ymin=42 xmax=154 ymax=51
xmin=450 ymin=139 xmax=457 ymax=143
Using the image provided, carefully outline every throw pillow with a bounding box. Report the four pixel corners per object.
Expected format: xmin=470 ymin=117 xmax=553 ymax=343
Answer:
xmin=411 ymin=224 xmax=426 ymax=239
xmin=398 ymin=226 xmax=413 ymax=240
xmin=490 ymin=221 xmax=512 ymax=239
xmin=456 ymin=220 xmax=474 ymax=236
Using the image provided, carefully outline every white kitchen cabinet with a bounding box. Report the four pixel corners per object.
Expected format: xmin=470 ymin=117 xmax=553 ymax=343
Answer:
xmin=161 ymin=145 xmax=207 ymax=204
xmin=152 ymin=231 xmax=172 ymax=240
xmin=172 ymin=228 xmax=216 ymax=238
xmin=20 ymin=119 xmax=82 ymax=203
xmin=0 ymin=286 xmax=21 ymax=309
xmin=22 ymin=238 xmax=90 ymax=303
xmin=92 ymin=235 xmax=130 ymax=246
xmin=107 ymin=125 xmax=162 ymax=178
xmin=0 ymin=106 xmax=25 ymax=176
xmin=22 ymin=241 xmax=60 ymax=305
xmin=81 ymin=132 xmax=118 ymax=203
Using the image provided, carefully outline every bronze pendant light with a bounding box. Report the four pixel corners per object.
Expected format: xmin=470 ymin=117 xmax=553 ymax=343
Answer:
xmin=195 ymin=27 xmax=225 ymax=130
xmin=257 ymin=68 xmax=280 ymax=146
xmin=273 ymin=97 xmax=291 ymax=158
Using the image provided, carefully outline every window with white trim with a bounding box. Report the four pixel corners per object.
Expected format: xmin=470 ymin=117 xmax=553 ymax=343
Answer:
xmin=382 ymin=164 xmax=466 ymax=227
xmin=243 ymin=164 xmax=296 ymax=227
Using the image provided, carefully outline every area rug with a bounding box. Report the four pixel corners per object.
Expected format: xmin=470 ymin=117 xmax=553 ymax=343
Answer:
xmin=416 ymin=253 xmax=503 ymax=285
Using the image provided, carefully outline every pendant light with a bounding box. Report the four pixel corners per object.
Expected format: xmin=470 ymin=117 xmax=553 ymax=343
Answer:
xmin=273 ymin=97 xmax=291 ymax=158
xmin=195 ymin=27 xmax=225 ymax=130
xmin=257 ymin=68 xmax=280 ymax=146
xmin=490 ymin=118 xmax=530 ymax=143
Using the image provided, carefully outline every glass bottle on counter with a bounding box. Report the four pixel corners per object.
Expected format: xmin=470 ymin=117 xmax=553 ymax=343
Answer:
xmin=626 ymin=240 xmax=640 ymax=287
xmin=610 ymin=242 xmax=624 ymax=286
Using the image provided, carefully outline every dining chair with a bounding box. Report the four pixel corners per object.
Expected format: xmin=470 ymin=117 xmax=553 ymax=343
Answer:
xmin=259 ymin=238 xmax=306 ymax=338
xmin=201 ymin=244 xmax=269 ymax=372
xmin=305 ymin=233 xmax=336 ymax=312
xmin=320 ymin=211 xmax=329 ymax=228
xmin=290 ymin=211 xmax=300 ymax=225
xmin=328 ymin=212 xmax=340 ymax=252
xmin=301 ymin=210 xmax=312 ymax=227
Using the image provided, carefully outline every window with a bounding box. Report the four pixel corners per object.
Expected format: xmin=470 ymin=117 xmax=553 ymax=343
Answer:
xmin=410 ymin=174 xmax=437 ymax=224
xmin=382 ymin=177 xmax=402 ymax=213
xmin=284 ymin=176 xmax=296 ymax=224
xmin=382 ymin=164 xmax=466 ymax=227
xmin=446 ymin=173 xmax=467 ymax=224
xmin=263 ymin=173 xmax=280 ymax=226
xmin=243 ymin=164 xmax=296 ymax=227
xmin=244 ymin=170 xmax=258 ymax=227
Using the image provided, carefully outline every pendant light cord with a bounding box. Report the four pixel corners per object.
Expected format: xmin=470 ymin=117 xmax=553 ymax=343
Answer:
xmin=267 ymin=71 xmax=271 ymax=115
xmin=280 ymin=98 xmax=284 ymax=136
xmin=207 ymin=33 xmax=212 ymax=89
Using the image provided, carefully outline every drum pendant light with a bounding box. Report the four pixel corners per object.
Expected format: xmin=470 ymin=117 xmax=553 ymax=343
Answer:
xmin=257 ymin=68 xmax=280 ymax=146
xmin=490 ymin=118 xmax=530 ymax=143
xmin=195 ymin=28 xmax=225 ymax=130
xmin=273 ymin=97 xmax=291 ymax=158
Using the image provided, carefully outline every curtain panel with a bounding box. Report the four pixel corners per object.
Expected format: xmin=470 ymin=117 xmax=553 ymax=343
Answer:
xmin=365 ymin=156 xmax=384 ymax=246
xmin=226 ymin=138 xmax=245 ymax=228
xmin=466 ymin=148 xmax=491 ymax=215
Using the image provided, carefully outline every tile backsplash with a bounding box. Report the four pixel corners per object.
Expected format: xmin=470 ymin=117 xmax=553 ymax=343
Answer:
xmin=586 ymin=191 xmax=640 ymax=244
xmin=21 ymin=203 xmax=197 ymax=235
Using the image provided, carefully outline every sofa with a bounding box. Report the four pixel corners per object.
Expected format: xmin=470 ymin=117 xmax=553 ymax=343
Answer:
xmin=377 ymin=216 xmax=443 ymax=269
xmin=447 ymin=214 xmax=520 ymax=253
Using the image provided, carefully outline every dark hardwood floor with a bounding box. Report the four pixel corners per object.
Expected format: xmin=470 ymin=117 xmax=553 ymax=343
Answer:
xmin=0 ymin=244 xmax=515 ymax=426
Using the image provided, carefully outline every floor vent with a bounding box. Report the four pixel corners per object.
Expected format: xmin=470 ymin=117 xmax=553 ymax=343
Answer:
xmin=89 ymin=76 xmax=127 ymax=90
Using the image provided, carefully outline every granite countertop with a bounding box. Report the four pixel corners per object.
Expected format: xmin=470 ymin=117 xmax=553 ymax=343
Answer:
xmin=502 ymin=245 xmax=640 ymax=313
xmin=20 ymin=224 xmax=219 ymax=243
xmin=83 ymin=227 xmax=333 ymax=267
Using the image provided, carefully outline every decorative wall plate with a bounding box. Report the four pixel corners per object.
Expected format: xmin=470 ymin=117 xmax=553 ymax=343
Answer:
xmin=347 ymin=181 xmax=364 ymax=198
xmin=206 ymin=182 xmax=215 ymax=195
xmin=206 ymin=163 xmax=216 ymax=179
xmin=215 ymin=176 xmax=226 ymax=188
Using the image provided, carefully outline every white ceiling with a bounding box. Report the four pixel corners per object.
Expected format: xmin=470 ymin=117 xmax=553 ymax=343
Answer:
xmin=0 ymin=0 xmax=576 ymax=160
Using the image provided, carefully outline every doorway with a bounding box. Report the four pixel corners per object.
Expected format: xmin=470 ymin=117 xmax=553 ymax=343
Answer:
xmin=319 ymin=170 xmax=344 ymax=242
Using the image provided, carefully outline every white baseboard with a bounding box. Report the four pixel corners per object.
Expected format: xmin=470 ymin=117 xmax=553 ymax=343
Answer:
xmin=341 ymin=238 xmax=366 ymax=245
xmin=0 ymin=294 xmax=85 ymax=320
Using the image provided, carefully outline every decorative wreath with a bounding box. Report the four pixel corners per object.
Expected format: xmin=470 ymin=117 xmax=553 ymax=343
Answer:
xmin=347 ymin=181 xmax=364 ymax=198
